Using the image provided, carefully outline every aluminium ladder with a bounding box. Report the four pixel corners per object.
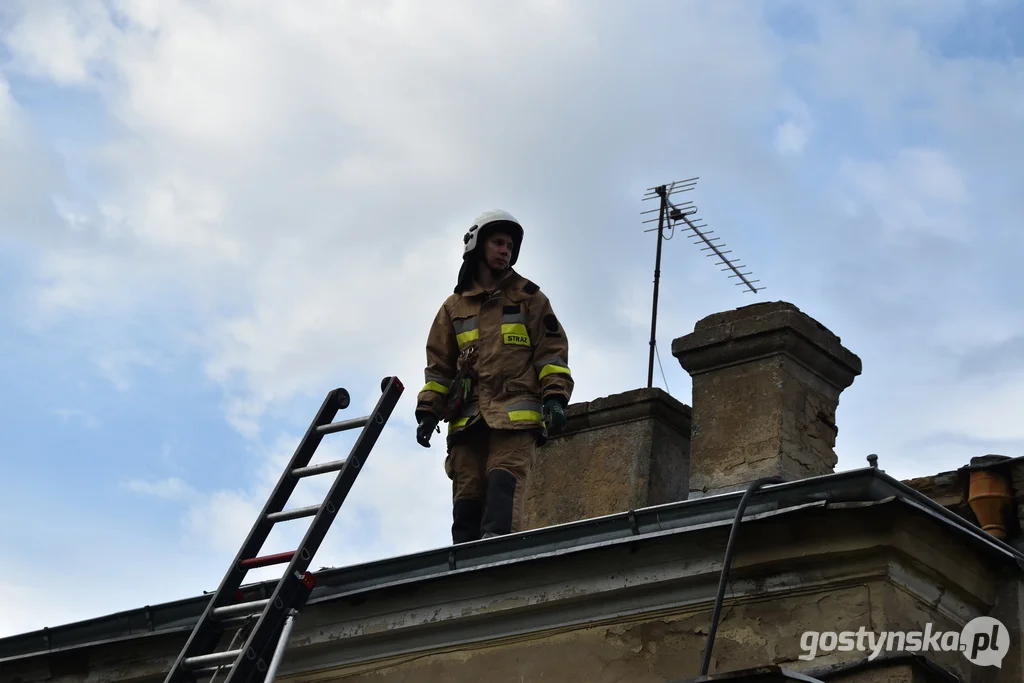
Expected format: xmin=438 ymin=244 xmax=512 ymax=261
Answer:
xmin=163 ymin=376 xmax=405 ymax=683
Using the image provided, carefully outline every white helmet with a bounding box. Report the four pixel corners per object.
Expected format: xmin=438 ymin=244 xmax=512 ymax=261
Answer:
xmin=462 ymin=209 xmax=524 ymax=266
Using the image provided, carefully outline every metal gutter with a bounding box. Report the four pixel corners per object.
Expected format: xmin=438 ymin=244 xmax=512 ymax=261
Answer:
xmin=1 ymin=466 xmax=1019 ymax=664
xmin=863 ymin=467 xmax=1024 ymax=567
xmin=304 ymin=499 xmax=829 ymax=607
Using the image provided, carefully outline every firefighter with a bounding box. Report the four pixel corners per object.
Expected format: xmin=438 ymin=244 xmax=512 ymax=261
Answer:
xmin=415 ymin=209 xmax=574 ymax=544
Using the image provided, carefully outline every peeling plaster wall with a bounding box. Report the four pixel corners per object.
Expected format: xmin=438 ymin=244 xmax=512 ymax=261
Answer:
xmin=279 ymin=581 xmax=975 ymax=683
xmin=279 ymin=587 xmax=874 ymax=683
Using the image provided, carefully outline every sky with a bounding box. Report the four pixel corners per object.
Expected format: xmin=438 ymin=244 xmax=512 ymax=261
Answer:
xmin=0 ymin=0 xmax=1022 ymax=639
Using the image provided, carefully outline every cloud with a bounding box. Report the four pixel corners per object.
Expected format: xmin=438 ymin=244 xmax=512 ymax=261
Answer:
xmin=953 ymin=335 xmax=1024 ymax=380
xmin=15 ymin=0 xmax=771 ymax=421
xmin=123 ymin=476 xmax=193 ymax=500
xmin=55 ymin=407 xmax=100 ymax=429
xmin=837 ymin=147 xmax=971 ymax=241
xmin=164 ymin=424 xmax=452 ymax=586
xmin=0 ymin=76 xmax=68 ymax=245
xmin=2 ymin=0 xmax=1024 ymax=639
xmin=0 ymin=1 xmax=113 ymax=87
xmin=775 ymin=121 xmax=809 ymax=155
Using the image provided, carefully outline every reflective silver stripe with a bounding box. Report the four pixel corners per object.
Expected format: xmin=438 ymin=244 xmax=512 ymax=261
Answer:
xmin=506 ymin=400 xmax=543 ymax=414
xmin=502 ymin=312 xmax=527 ymax=324
xmin=453 ymin=317 xmax=478 ymax=335
xmin=425 ymin=372 xmax=452 ymax=385
xmin=534 ymin=356 xmax=568 ymax=371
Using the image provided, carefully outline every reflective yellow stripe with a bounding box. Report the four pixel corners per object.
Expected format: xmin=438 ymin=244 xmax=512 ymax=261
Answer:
xmin=421 ymin=381 xmax=449 ymax=394
xmin=448 ymin=417 xmax=470 ymax=431
xmin=457 ymin=329 xmax=479 ymax=347
xmin=501 ymin=323 xmax=531 ymax=347
xmin=508 ymin=410 xmax=542 ymax=423
xmin=538 ymin=364 xmax=571 ymax=380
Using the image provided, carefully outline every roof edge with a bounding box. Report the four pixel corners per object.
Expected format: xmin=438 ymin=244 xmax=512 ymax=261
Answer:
xmin=1 ymin=467 xmax=1020 ymax=663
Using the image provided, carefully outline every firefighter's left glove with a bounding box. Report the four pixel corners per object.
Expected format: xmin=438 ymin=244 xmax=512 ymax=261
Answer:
xmin=542 ymin=398 xmax=567 ymax=435
xmin=416 ymin=414 xmax=440 ymax=448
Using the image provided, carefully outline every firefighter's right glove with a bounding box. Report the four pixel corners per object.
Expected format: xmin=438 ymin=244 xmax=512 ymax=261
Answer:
xmin=416 ymin=415 xmax=440 ymax=448
xmin=542 ymin=399 xmax=567 ymax=435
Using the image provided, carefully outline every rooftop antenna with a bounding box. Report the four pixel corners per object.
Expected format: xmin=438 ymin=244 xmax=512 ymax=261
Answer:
xmin=641 ymin=177 xmax=764 ymax=389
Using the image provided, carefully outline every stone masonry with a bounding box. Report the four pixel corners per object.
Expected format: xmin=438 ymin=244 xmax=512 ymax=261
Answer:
xmin=523 ymin=388 xmax=691 ymax=529
xmin=672 ymin=302 xmax=862 ymax=495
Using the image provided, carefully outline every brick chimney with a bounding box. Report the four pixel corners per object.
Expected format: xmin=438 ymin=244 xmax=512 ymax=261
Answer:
xmin=523 ymin=388 xmax=691 ymax=530
xmin=672 ymin=301 xmax=862 ymax=496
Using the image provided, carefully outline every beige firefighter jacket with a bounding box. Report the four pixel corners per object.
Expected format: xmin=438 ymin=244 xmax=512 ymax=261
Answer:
xmin=416 ymin=268 xmax=573 ymax=439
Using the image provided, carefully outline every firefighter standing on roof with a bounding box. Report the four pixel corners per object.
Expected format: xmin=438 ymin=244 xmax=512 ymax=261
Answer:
xmin=415 ymin=210 xmax=574 ymax=544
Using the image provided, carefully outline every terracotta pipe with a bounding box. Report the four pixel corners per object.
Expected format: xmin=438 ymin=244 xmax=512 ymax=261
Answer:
xmin=968 ymin=469 xmax=1012 ymax=540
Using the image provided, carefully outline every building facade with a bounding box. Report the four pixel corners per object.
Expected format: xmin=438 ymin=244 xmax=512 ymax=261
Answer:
xmin=1 ymin=301 xmax=1021 ymax=683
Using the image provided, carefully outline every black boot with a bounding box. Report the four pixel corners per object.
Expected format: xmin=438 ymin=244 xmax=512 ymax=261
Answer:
xmin=452 ymin=498 xmax=484 ymax=544
xmin=480 ymin=469 xmax=518 ymax=538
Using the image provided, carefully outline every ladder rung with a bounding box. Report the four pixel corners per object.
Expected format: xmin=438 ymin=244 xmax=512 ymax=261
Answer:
xmin=239 ymin=551 xmax=294 ymax=569
xmin=183 ymin=649 xmax=243 ymax=670
xmin=212 ymin=598 xmax=271 ymax=620
xmin=217 ymin=615 xmax=255 ymax=631
xmin=316 ymin=416 xmax=369 ymax=434
xmin=291 ymin=459 xmax=347 ymax=478
xmin=164 ymin=379 xmax=405 ymax=683
xmin=267 ymin=504 xmax=321 ymax=523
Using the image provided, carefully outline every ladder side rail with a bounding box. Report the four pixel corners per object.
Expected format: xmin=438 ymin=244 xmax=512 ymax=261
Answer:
xmin=262 ymin=610 xmax=299 ymax=683
xmin=224 ymin=377 xmax=404 ymax=682
xmin=238 ymin=573 xmax=317 ymax=683
xmin=164 ymin=387 xmax=349 ymax=683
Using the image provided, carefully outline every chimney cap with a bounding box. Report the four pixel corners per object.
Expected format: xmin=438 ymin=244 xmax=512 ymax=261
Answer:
xmin=672 ymin=300 xmax=862 ymax=389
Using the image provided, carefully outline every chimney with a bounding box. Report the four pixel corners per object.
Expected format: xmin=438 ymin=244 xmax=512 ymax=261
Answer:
xmin=672 ymin=301 xmax=862 ymax=496
xmin=523 ymin=388 xmax=691 ymax=530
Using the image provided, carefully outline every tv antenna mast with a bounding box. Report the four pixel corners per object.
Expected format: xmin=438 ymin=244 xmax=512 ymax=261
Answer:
xmin=641 ymin=177 xmax=764 ymax=389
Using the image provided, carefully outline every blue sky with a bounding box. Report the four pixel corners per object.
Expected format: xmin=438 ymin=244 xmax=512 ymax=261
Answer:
xmin=1 ymin=0 xmax=1023 ymax=637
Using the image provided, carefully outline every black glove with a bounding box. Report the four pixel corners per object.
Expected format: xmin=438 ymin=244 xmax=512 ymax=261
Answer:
xmin=416 ymin=414 xmax=439 ymax=448
xmin=542 ymin=398 xmax=567 ymax=434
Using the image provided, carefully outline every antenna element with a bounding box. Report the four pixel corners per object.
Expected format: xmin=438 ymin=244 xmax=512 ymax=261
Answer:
xmin=640 ymin=177 xmax=764 ymax=388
